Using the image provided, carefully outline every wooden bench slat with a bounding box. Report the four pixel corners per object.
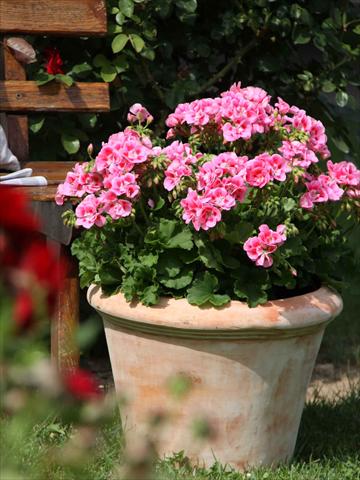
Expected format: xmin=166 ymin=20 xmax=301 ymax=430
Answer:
xmin=8 ymin=161 xmax=76 ymax=202
xmin=25 ymin=161 xmax=76 ymax=183
xmin=0 ymin=81 xmax=110 ymax=112
xmin=0 ymin=0 xmax=107 ymax=36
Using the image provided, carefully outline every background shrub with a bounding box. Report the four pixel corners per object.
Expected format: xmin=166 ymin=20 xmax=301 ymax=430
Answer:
xmin=28 ymin=0 xmax=360 ymax=167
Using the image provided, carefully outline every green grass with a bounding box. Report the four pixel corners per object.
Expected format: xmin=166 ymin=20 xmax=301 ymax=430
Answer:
xmin=1 ymin=386 xmax=359 ymax=480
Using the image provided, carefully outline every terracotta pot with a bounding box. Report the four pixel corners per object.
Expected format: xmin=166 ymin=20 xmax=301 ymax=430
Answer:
xmin=87 ymin=285 xmax=342 ymax=470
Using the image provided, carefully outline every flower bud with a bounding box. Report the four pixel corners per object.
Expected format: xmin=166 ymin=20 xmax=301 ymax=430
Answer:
xmin=87 ymin=143 xmax=94 ymax=157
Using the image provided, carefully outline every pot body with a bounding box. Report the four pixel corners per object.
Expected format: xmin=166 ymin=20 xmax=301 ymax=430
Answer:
xmin=88 ymin=286 xmax=342 ymax=470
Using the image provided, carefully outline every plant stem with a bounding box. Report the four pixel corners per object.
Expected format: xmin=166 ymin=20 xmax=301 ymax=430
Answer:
xmin=194 ymin=37 xmax=258 ymax=96
xmin=139 ymin=198 xmax=150 ymax=225
xmin=133 ymin=221 xmax=144 ymax=237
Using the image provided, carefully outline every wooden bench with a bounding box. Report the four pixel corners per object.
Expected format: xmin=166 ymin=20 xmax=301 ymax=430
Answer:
xmin=0 ymin=0 xmax=110 ymax=372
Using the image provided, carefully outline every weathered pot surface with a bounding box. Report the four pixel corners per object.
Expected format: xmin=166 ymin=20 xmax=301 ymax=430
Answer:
xmin=88 ymin=285 xmax=342 ymax=470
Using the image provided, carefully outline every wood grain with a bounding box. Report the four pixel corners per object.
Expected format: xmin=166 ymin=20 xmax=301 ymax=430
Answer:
xmin=51 ymin=243 xmax=80 ymax=373
xmin=2 ymin=40 xmax=29 ymax=162
xmin=0 ymin=0 xmax=107 ymax=36
xmin=11 ymin=161 xmax=77 ymax=201
xmin=0 ymin=81 xmax=110 ymax=112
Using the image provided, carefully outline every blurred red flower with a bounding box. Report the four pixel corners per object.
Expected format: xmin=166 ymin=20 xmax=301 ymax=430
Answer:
xmin=0 ymin=187 xmax=65 ymax=331
xmin=44 ymin=47 xmax=64 ymax=75
xmin=64 ymin=368 xmax=102 ymax=400
xmin=0 ymin=187 xmax=39 ymax=232
xmin=14 ymin=289 xmax=34 ymax=331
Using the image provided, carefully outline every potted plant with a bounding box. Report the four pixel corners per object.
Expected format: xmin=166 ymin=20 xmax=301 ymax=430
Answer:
xmin=56 ymin=84 xmax=359 ymax=470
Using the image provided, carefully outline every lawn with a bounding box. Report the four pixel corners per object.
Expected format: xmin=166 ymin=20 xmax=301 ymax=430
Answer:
xmin=1 ymin=385 xmax=359 ymax=480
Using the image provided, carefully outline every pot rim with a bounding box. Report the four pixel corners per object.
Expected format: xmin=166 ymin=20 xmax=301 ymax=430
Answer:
xmin=87 ymin=285 xmax=343 ymax=340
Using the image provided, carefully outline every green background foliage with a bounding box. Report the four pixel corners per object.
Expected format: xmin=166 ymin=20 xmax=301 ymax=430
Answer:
xmin=27 ymin=0 xmax=360 ymax=166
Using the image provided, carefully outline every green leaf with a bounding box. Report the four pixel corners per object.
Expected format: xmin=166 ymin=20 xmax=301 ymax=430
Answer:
xmin=112 ymin=34 xmax=129 ymax=53
xmin=100 ymin=65 xmax=118 ymax=83
xmin=224 ymin=222 xmax=254 ymax=244
xmin=233 ymin=280 xmax=268 ymax=308
xmin=160 ymin=267 xmax=193 ymax=289
xmin=158 ymin=255 xmax=182 ymax=278
xmin=208 ymin=294 xmax=230 ymax=307
xmin=353 ymin=25 xmax=360 ymax=35
xmin=146 ymin=219 xmax=193 ymax=250
xmin=29 ymin=117 xmax=45 ymax=133
xmin=282 ymin=236 xmax=306 ymax=257
xmin=153 ymin=197 xmax=165 ymax=211
xmin=332 ymin=136 xmax=350 ymax=154
xmin=129 ymin=34 xmax=145 ymax=53
xmin=80 ymin=114 xmax=98 ymax=129
xmin=108 ymin=22 xmax=123 ymax=34
xmin=98 ymin=264 xmax=123 ymax=285
xmin=35 ymin=72 xmax=54 ymax=86
xmin=140 ymin=285 xmax=158 ymax=305
xmin=290 ymin=4 xmax=311 ymax=24
xmin=93 ymin=54 xmax=110 ymax=68
xmin=176 ymin=0 xmax=197 ymax=13
xmin=335 ymin=91 xmax=349 ymax=108
xmin=167 ymin=230 xmax=193 ymax=250
xmin=71 ymin=62 xmax=92 ymax=75
xmin=79 ymin=270 xmax=96 ymax=289
xmin=313 ymin=33 xmax=327 ymax=51
xmin=232 ymin=266 xmax=269 ymax=308
xmin=187 ymin=272 xmax=218 ymax=305
xmin=293 ymin=29 xmax=311 ymax=45
xmin=115 ymin=12 xmax=126 ymax=25
xmin=321 ymin=80 xmax=336 ymax=93
xmin=55 ymin=74 xmax=74 ymax=87
xmin=141 ymin=48 xmax=155 ymax=61
xmin=138 ymin=252 xmax=158 ymax=267
xmin=61 ymin=133 xmax=80 ymax=154
xmin=195 ymin=237 xmax=223 ymax=272
xmin=113 ymin=55 xmax=129 ymax=73
xmin=282 ymin=198 xmax=296 ymax=212
xmin=119 ymin=0 xmax=134 ymax=17
xmin=121 ymin=275 xmax=136 ymax=301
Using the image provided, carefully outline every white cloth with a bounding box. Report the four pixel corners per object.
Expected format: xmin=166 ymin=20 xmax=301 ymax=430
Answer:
xmin=0 ymin=125 xmax=20 ymax=171
xmin=0 ymin=168 xmax=48 ymax=186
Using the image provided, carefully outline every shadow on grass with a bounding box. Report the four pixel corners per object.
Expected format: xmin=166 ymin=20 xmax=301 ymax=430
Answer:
xmin=295 ymin=384 xmax=360 ymax=460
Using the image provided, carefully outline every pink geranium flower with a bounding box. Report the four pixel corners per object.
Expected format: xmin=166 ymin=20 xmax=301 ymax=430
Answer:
xmin=327 ymin=160 xmax=360 ymax=186
xmin=244 ymin=224 xmax=286 ymax=268
xmin=222 ymin=123 xmax=241 ymax=142
xmin=245 ymin=156 xmax=272 ymax=188
xmin=75 ymin=195 xmax=106 ymax=229
xmin=127 ymin=103 xmax=153 ymax=124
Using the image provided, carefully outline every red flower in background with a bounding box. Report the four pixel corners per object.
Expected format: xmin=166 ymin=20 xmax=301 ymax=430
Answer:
xmin=0 ymin=187 xmax=65 ymax=331
xmin=44 ymin=47 xmax=64 ymax=75
xmin=13 ymin=289 xmax=34 ymax=331
xmin=63 ymin=368 xmax=102 ymax=401
xmin=0 ymin=187 xmax=39 ymax=232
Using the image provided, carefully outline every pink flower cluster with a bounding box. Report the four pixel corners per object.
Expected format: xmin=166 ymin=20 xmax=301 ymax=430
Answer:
xmin=166 ymin=83 xmax=330 ymax=164
xmin=162 ymin=141 xmax=201 ymax=191
xmin=278 ymin=140 xmax=318 ymax=169
xmin=56 ymin=127 xmax=154 ymax=229
xmin=178 ymin=149 xmax=294 ymax=230
xmin=244 ymin=225 xmax=287 ymax=268
xmin=166 ymin=83 xmax=273 ymax=142
xmin=245 ymin=153 xmax=291 ymax=187
xmin=180 ymin=152 xmax=248 ymax=230
xmin=300 ymin=160 xmax=360 ymax=209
